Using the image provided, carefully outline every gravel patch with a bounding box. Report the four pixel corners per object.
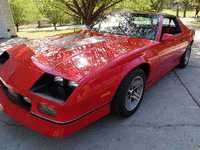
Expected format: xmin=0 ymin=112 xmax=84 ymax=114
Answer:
xmin=0 ymin=37 xmax=32 ymax=54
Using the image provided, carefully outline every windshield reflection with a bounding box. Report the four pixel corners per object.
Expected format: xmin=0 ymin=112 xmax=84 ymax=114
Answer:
xmin=86 ymin=13 xmax=160 ymax=41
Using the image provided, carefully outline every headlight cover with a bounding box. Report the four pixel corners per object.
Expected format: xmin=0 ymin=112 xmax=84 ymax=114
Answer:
xmin=30 ymin=73 xmax=79 ymax=103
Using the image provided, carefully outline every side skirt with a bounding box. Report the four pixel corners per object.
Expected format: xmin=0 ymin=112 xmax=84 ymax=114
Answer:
xmin=146 ymin=58 xmax=180 ymax=89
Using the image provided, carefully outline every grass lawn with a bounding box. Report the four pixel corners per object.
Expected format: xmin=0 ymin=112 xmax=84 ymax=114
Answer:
xmin=162 ymin=9 xmax=196 ymax=18
xmin=17 ymin=28 xmax=82 ymax=39
xmin=189 ymin=21 xmax=200 ymax=27
xmin=19 ymin=23 xmax=74 ymax=30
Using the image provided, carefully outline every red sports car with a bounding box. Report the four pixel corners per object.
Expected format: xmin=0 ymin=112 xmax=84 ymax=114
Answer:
xmin=0 ymin=12 xmax=195 ymax=137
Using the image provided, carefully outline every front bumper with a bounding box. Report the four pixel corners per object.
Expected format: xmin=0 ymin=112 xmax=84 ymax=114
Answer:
xmin=0 ymin=86 xmax=110 ymax=137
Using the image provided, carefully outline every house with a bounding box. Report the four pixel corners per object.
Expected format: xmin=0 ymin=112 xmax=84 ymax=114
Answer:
xmin=0 ymin=0 xmax=16 ymax=38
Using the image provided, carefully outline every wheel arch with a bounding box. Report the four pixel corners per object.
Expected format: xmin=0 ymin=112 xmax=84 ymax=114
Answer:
xmin=137 ymin=63 xmax=150 ymax=79
xmin=121 ymin=58 xmax=151 ymax=82
xmin=111 ymin=61 xmax=150 ymax=116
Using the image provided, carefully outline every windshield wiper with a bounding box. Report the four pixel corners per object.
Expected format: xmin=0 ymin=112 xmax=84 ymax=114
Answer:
xmin=118 ymin=24 xmax=128 ymax=36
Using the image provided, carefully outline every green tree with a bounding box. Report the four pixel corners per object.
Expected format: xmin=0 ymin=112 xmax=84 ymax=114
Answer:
xmin=9 ymin=0 xmax=32 ymax=31
xmin=114 ymin=0 xmax=170 ymax=13
xmin=149 ymin=0 xmax=167 ymax=12
xmin=120 ymin=0 xmax=149 ymax=12
xmin=174 ymin=0 xmax=181 ymax=17
xmin=29 ymin=2 xmax=43 ymax=27
xmin=54 ymin=0 xmax=123 ymax=25
xmin=34 ymin=0 xmax=66 ymax=30
xmin=194 ymin=0 xmax=200 ymax=17
xmin=181 ymin=0 xmax=192 ymax=17
xmin=174 ymin=0 xmax=193 ymax=17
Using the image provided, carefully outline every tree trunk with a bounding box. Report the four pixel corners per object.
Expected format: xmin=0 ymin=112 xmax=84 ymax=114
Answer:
xmin=38 ymin=21 xmax=41 ymax=28
xmin=176 ymin=4 xmax=179 ymax=17
xmin=16 ymin=23 xmax=19 ymax=32
xmin=196 ymin=6 xmax=200 ymax=16
xmin=183 ymin=8 xmax=187 ymax=17
xmin=53 ymin=23 xmax=57 ymax=30
xmin=61 ymin=0 xmax=122 ymax=26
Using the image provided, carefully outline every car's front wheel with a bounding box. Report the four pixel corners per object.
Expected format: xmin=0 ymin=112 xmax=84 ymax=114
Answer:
xmin=111 ymin=68 xmax=146 ymax=118
xmin=177 ymin=43 xmax=192 ymax=68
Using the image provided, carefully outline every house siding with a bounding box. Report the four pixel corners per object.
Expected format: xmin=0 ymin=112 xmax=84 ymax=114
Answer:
xmin=0 ymin=6 xmax=10 ymax=38
xmin=0 ymin=0 xmax=16 ymax=37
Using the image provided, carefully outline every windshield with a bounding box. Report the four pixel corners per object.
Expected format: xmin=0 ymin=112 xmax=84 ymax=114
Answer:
xmin=86 ymin=13 xmax=160 ymax=41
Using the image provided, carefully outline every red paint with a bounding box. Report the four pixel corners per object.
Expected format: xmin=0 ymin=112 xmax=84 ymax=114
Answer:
xmin=162 ymin=33 xmax=175 ymax=41
xmin=0 ymin=13 xmax=195 ymax=137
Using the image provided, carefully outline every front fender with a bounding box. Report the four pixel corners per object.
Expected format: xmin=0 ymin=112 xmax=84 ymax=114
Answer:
xmin=121 ymin=56 xmax=148 ymax=79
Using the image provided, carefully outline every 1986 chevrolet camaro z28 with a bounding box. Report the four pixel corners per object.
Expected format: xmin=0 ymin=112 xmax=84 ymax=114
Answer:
xmin=0 ymin=12 xmax=195 ymax=137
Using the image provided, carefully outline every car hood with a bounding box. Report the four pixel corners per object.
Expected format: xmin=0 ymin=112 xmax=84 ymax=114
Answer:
xmin=7 ymin=31 xmax=155 ymax=82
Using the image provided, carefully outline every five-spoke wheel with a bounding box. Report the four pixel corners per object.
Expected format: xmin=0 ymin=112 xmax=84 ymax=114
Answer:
xmin=111 ymin=68 xmax=146 ymax=117
xmin=125 ymin=76 xmax=144 ymax=111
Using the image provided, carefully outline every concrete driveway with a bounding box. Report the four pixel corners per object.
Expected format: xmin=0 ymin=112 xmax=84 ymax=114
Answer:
xmin=0 ymin=22 xmax=199 ymax=150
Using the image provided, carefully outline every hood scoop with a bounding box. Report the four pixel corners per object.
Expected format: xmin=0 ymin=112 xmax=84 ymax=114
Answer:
xmin=50 ymin=34 xmax=85 ymax=46
xmin=60 ymin=36 xmax=110 ymax=50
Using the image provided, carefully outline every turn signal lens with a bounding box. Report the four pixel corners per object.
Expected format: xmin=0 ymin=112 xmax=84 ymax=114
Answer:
xmin=39 ymin=104 xmax=56 ymax=117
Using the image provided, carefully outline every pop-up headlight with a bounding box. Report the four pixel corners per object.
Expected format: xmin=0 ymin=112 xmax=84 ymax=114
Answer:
xmin=0 ymin=52 xmax=10 ymax=68
xmin=31 ymin=73 xmax=79 ymax=104
xmin=53 ymin=76 xmax=78 ymax=90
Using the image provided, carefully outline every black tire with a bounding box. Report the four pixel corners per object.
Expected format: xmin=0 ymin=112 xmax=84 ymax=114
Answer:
xmin=111 ymin=68 xmax=146 ymax=118
xmin=177 ymin=43 xmax=192 ymax=68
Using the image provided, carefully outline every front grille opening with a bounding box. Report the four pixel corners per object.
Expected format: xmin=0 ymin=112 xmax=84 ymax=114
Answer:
xmin=1 ymin=83 xmax=32 ymax=111
xmin=0 ymin=52 xmax=10 ymax=68
xmin=30 ymin=73 xmax=74 ymax=104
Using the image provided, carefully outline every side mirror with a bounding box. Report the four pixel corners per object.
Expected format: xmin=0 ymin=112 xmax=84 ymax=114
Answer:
xmin=162 ymin=33 xmax=175 ymax=42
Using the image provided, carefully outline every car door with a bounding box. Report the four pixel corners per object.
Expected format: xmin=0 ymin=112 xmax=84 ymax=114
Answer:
xmin=156 ymin=17 xmax=185 ymax=72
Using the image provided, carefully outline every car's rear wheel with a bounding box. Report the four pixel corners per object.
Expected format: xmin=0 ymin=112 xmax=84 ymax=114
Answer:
xmin=111 ymin=68 xmax=146 ymax=118
xmin=177 ymin=43 xmax=192 ymax=68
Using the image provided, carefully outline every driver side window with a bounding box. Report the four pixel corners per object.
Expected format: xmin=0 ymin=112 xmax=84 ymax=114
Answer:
xmin=161 ymin=17 xmax=182 ymax=36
